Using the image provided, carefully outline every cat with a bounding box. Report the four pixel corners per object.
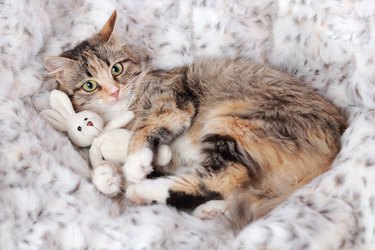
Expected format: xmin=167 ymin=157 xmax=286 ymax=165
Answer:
xmin=44 ymin=11 xmax=346 ymax=225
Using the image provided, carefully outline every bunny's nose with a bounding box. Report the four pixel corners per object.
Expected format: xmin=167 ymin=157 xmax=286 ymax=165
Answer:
xmin=87 ymin=121 xmax=94 ymax=126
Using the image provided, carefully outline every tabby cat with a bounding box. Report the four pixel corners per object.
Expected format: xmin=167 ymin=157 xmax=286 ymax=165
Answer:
xmin=44 ymin=11 xmax=346 ymax=225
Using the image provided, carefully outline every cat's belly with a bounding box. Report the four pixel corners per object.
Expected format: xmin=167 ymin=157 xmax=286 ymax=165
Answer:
xmin=170 ymin=134 xmax=204 ymax=175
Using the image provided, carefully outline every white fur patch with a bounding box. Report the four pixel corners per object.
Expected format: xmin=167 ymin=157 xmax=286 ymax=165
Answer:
xmin=126 ymin=178 xmax=173 ymax=205
xmin=123 ymin=147 xmax=154 ymax=184
xmin=92 ymin=164 xmax=121 ymax=197
xmin=155 ymin=144 xmax=172 ymax=166
xmin=170 ymin=135 xmax=204 ymax=175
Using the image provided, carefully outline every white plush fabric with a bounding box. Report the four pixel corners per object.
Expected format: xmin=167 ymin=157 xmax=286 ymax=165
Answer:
xmin=1 ymin=0 xmax=375 ymax=249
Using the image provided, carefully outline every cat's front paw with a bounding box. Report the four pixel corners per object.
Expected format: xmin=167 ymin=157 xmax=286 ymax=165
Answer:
xmin=125 ymin=178 xmax=173 ymax=205
xmin=92 ymin=163 xmax=122 ymax=197
xmin=123 ymin=147 xmax=154 ymax=184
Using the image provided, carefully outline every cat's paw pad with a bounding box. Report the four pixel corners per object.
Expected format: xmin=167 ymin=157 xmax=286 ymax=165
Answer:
xmin=125 ymin=178 xmax=172 ymax=205
xmin=92 ymin=165 xmax=122 ymax=197
xmin=193 ymin=200 xmax=227 ymax=219
xmin=124 ymin=148 xmax=154 ymax=184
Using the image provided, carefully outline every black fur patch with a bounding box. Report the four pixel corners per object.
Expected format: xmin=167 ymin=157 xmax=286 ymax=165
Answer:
xmin=146 ymin=170 xmax=167 ymax=179
xmin=166 ymin=189 xmax=222 ymax=210
xmin=202 ymin=134 xmax=263 ymax=180
xmin=175 ymin=68 xmax=201 ymax=119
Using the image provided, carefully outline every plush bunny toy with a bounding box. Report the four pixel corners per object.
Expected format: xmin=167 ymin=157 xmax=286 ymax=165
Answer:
xmin=40 ymin=90 xmax=172 ymax=197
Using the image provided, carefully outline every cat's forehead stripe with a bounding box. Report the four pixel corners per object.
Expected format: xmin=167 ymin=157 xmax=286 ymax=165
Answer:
xmin=80 ymin=50 xmax=110 ymax=77
xmin=61 ymin=40 xmax=111 ymax=67
xmin=60 ymin=40 xmax=92 ymax=61
xmin=95 ymin=51 xmax=111 ymax=66
xmin=85 ymin=70 xmax=93 ymax=78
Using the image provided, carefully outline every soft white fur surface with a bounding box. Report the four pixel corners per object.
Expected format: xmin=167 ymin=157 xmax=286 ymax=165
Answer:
xmin=1 ymin=0 xmax=375 ymax=249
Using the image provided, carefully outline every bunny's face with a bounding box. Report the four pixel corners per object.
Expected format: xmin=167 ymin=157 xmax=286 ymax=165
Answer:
xmin=67 ymin=111 xmax=104 ymax=147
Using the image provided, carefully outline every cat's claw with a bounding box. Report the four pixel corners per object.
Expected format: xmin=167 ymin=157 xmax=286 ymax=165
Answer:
xmin=92 ymin=164 xmax=122 ymax=197
xmin=123 ymin=148 xmax=154 ymax=184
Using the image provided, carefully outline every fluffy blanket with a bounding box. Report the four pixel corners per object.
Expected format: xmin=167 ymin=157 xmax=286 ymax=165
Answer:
xmin=1 ymin=0 xmax=375 ymax=249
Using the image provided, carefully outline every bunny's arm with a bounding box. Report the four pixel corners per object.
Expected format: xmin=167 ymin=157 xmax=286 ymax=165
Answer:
xmin=89 ymin=130 xmax=131 ymax=168
xmin=89 ymin=141 xmax=106 ymax=169
xmin=103 ymin=111 xmax=135 ymax=132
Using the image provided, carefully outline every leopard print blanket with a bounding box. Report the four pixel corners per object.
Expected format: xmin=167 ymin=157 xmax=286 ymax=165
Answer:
xmin=1 ymin=0 xmax=374 ymax=249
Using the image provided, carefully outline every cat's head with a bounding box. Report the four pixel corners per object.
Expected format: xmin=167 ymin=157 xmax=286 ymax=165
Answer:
xmin=44 ymin=11 xmax=150 ymax=122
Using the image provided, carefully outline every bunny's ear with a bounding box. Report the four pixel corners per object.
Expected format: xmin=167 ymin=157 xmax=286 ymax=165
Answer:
xmin=49 ymin=90 xmax=76 ymax=120
xmin=40 ymin=109 xmax=68 ymax=132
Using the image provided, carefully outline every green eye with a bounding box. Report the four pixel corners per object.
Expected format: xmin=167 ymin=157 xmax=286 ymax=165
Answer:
xmin=111 ymin=62 xmax=123 ymax=76
xmin=82 ymin=80 xmax=98 ymax=92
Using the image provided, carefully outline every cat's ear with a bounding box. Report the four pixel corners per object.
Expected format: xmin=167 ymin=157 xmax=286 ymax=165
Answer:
xmin=99 ymin=10 xmax=117 ymax=42
xmin=44 ymin=56 xmax=77 ymax=84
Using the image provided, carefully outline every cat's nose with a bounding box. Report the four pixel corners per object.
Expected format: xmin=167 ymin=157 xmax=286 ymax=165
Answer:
xmin=111 ymin=89 xmax=120 ymax=98
xmin=87 ymin=121 xmax=94 ymax=126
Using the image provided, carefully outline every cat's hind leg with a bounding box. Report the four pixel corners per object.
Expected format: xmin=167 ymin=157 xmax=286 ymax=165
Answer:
xmin=126 ymin=162 xmax=249 ymax=211
xmin=126 ymin=171 xmax=225 ymax=210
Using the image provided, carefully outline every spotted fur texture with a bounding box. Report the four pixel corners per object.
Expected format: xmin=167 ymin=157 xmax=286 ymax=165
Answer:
xmin=1 ymin=0 xmax=375 ymax=249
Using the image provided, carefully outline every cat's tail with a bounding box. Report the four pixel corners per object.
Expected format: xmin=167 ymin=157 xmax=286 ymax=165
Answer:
xmin=226 ymin=186 xmax=302 ymax=233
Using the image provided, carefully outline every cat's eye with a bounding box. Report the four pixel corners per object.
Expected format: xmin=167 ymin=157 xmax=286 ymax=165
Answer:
xmin=77 ymin=126 xmax=82 ymax=132
xmin=82 ymin=80 xmax=98 ymax=92
xmin=111 ymin=63 xmax=123 ymax=76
